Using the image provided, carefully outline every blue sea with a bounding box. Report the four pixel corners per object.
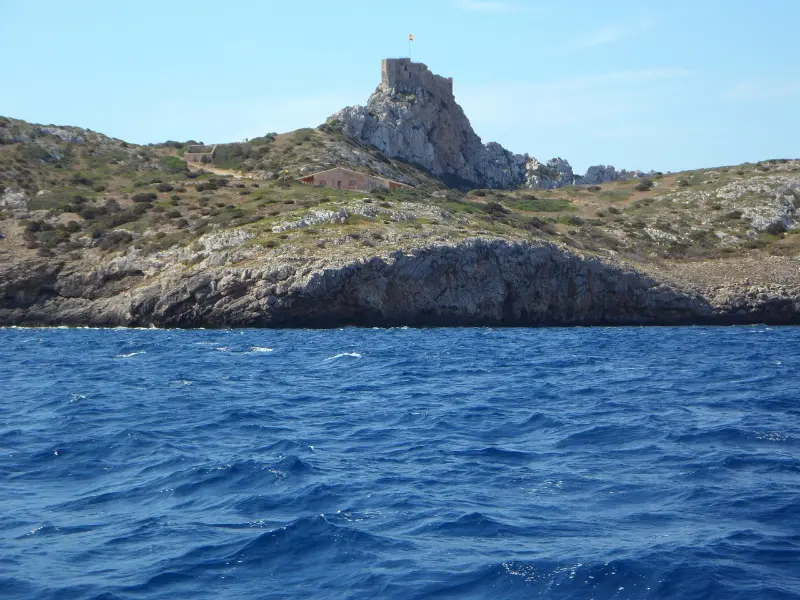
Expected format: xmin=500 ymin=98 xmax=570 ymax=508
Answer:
xmin=1 ymin=327 xmax=799 ymax=600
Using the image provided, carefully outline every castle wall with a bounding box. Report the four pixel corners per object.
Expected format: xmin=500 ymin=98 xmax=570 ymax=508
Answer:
xmin=381 ymin=58 xmax=453 ymax=98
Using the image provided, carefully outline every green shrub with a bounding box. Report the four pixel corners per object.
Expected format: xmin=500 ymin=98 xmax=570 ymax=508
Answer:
xmin=212 ymin=144 xmax=255 ymax=170
xmin=156 ymin=183 xmax=174 ymax=193
xmin=765 ymin=222 xmax=787 ymax=235
xmin=70 ymin=173 xmax=93 ymax=186
xmin=483 ymin=201 xmax=509 ymax=216
xmin=79 ymin=205 xmax=109 ymax=220
xmin=195 ymin=181 xmax=216 ymax=192
xmin=513 ymin=195 xmax=573 ymax=212
xmin=635 ymin=179 xmax=654 ymax=192
xmin=132 ymin=192 xmax=157 ymax=203
xmin=99 ymin=230 xmax=133 ymax=251
xmin=158 ymin=156 xmax=188 ymax=174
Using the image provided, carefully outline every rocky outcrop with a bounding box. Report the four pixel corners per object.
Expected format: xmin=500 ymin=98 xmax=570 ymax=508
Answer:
xmin=2 ymin=239 xmax=798 ymax=328
xmin=524 ymin=159 xmax=649 ymax=189
xmin=525 ymin=158 xmax=576 ymax=189
xmin=328 ymin=59 xmax=528 ymax=189
xmin=328 ymin=60 xmax=648 ymax=190
xmin=580 ymin=165 xmax=647 ymax=185
xmin=0 ymin=188 xmax=28 ymax=210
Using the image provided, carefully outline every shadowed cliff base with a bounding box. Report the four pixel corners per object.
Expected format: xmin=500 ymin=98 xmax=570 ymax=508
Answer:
xmin=2 ymin=240 xmax=798 ymax=328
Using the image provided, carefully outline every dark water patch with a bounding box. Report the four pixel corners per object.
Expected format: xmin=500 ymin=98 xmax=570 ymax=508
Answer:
xmin=452 ymin=446 xmax=541 ymax=464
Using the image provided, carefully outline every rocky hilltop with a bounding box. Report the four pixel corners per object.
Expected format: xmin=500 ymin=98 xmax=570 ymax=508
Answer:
xmin=328 ymin=59 xmax=527 ymax=189
xmin=328 ymin=59 xmax=648 ymax=190
xmin=1 ymin=106 xmax=799 ymax=329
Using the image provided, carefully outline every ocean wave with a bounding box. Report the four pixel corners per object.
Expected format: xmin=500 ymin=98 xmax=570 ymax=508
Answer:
xmin=323 ymin=352 xmax=362 ymax=361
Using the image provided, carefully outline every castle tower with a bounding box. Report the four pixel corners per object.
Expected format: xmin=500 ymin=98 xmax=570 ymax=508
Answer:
xmin=380 ymin=58 xmax=454 ymax=98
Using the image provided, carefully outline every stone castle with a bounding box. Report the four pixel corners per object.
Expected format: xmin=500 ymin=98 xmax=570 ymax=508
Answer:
xmin=381 ymin=58 xmax=453 ymax=98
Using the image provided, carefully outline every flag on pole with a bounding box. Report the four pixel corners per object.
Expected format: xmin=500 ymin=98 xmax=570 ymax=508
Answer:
xmin=409 ymin=34 xmax=414 ymax=41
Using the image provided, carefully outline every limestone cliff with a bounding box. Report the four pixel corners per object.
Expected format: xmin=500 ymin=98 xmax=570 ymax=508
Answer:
xmin=2 ymin=239 xmax=798 ymax=328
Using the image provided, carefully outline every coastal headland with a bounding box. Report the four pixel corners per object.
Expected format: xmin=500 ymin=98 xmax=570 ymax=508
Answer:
xmin=1 ymin=60 xmax=798 ymax=327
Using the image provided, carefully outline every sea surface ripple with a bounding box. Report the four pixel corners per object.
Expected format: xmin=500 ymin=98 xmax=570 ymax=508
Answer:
xmin=1 ymin=326 xmax=799 ymax=599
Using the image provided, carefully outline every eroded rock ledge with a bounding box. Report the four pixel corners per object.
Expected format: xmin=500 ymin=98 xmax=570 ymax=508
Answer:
xmin=2 ymin=239 xmax=798 ymax=328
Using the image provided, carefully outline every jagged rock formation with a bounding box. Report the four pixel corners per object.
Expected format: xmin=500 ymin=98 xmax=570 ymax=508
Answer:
xmin=328 ymin=59 xmax=527 ymax=189
xmin=525 ymin=158 xmax=576 ymax=189
xmin=328 ymin=59 xmax=649 ymax=190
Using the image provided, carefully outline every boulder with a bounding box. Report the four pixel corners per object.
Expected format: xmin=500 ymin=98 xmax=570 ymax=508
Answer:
xmin=0 ymin=189 xmax=28 ymax=210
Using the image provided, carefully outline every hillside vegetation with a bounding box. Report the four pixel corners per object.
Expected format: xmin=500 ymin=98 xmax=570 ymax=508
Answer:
xmin=1 ymin=116 xmax=799 ymax=300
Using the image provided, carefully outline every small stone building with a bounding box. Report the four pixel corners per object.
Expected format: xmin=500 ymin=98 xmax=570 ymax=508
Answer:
xmin=298 ymin=167 xmax=410 ymax=191
xmin=184 ymin=144 xmax=216 ymax=164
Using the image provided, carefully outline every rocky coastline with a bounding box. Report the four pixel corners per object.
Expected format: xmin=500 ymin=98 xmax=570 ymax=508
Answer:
xmin=2 ymin=239 xmax=798 ymax=328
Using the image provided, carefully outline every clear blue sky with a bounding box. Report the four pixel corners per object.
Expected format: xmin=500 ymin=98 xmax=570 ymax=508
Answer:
xmin=1 ymin=0 xmax=798 ymax=173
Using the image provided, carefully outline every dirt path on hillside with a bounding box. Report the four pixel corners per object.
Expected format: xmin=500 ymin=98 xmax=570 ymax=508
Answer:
xmin=186 ymin=161 xmax=266 ymax=180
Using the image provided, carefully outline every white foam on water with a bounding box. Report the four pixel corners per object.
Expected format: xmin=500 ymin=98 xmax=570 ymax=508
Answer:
xmin=115 ymin=351 xmax=146 ymax=358
xmin=248 ymin=347 xmax=274 ymax=353
xmin=324 ymin=352 xmax=362 ymax=362
xmin=171 ymin=379 xmax=193 ymax=387
xmin=215 ymin=347 xmax=231 ymax=352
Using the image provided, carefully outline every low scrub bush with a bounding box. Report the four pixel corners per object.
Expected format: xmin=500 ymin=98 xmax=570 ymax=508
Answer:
xmin=765 ymin=222 xmax=787 ymax=235
xmin=70 ymin=173 xmax=93 ymax=186
xmin=79 ymin=205 xmax=109 ymax=220
xmin=99 ymin=230 xmax=134 ymax=251
xmin=482 ymin=201 xmax=509 ymax=216
xmin=132 ymin=192 xmax=157 ymax=203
